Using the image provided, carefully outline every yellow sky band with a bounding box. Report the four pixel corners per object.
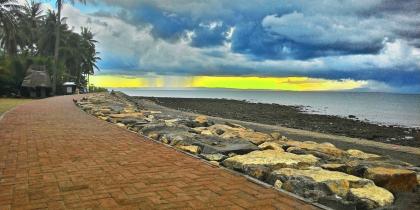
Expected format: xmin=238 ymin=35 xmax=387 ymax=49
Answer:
xmin=90 ymin=75 xmax=367 ymax=91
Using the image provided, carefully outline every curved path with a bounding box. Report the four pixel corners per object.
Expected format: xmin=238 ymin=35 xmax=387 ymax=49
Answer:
xmin=0 ymin=96 xmax=320 ymax=210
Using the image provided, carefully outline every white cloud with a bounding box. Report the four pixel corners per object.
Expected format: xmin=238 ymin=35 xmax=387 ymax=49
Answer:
xmin=58 ymin=2 xmax=420 ymax=92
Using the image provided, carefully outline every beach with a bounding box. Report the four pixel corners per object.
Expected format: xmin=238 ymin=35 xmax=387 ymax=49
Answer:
xmin=138 ymin=96 xmax=420 ymax=148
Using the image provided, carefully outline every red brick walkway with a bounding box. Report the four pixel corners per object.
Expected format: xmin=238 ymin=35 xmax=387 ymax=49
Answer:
xmin=0 ymin=96 xmax=319 ymax=210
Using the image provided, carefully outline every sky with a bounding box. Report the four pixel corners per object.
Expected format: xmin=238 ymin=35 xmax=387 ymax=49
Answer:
xmin=42 ymin=0 xmax=420 ymax=93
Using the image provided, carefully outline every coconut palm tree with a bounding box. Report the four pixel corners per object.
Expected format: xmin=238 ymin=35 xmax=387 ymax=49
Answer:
xmin=38 ymin=10 xmax=58 ymax=56
xmin=79 ymin=27 xmax=100 ymax=87
xmin=19 ymin=0 xmax=44 ymax=55
xmin=52 ymin=0 xmax=86 ymax=94
xmin=0 ymin=0 xmax=21 ymax=56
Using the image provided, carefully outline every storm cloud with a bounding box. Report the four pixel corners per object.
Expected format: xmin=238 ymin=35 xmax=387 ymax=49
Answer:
xmin=60 ymin=0 xmax=420 ymax=92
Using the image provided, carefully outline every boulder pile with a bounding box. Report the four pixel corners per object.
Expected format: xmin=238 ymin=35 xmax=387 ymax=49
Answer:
xmin=76 ymin=93 xmax=420 ymax=210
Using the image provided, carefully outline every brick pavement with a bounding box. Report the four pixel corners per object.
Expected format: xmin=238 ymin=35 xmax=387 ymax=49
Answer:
xmin=0 ymin=95 xmax=320 ymax=209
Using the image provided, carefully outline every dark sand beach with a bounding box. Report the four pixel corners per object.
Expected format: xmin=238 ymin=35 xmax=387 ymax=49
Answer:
xmin=139 ymin=97 xmax=420 ymax=148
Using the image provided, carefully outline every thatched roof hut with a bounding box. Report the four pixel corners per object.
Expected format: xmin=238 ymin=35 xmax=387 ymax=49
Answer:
xmin=21 ymin=65 xmax=52 ymax=88
xmin=21 ymin=65 xmax=52 ymax=98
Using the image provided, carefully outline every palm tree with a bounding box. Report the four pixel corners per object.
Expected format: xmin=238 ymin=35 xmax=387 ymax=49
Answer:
xmin=38 ymin=10 xmax=58 ymax=56
xmin=19 ymin=0 xmax=44 ymax=55
xmin=0 ymin=0 xmax=21 ymax=56
xmin=52 ymin=0 xmax=86 ymax=94
xmin=80 ymin=27 xmax=100 ymax=87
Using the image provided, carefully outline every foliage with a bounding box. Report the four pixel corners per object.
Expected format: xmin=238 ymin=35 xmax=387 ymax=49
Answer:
xmin=0 ymin=0 xmax=100 ymax=96
xmin=88 ymin=85 xmax=108 ymax=93
xmin=0 ymin=55 xmax=54 ymax=95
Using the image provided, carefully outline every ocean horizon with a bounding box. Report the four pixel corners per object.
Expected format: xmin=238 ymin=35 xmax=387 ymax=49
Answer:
xmin=114 ymin=88 xmax=420 ymax=128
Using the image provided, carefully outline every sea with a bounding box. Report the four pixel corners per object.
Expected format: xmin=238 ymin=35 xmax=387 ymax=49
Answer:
xmin=115 ymin=88 xmax=420 ymax=128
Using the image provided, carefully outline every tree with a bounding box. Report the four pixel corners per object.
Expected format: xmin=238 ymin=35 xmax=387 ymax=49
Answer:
xmin=80 ymin=27 xmax=100 ymax=85
xmin=0 ymin=0 xmax=100 ymax=96
xmin=19 ymin=0 xmax=44 ymax=55
xmin=52 ymin=0 xmax=86 ymax=95
xmin=0 ymin=0 xmax=21 ymax=56
xmin=38 ymin=10 xmax=57 ymax=57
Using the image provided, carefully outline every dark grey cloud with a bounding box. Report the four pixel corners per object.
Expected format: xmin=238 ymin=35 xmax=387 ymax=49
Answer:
xmin=91 ymin=0 xmax=419 ymax=59
xmin=63 ymin=0 xmax=420 ymax=92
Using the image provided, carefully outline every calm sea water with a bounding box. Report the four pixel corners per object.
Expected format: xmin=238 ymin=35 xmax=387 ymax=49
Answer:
xmin=116 ymin=88 xmax=420 ymax=128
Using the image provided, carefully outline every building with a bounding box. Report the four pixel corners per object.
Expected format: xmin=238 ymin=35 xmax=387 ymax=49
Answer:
xmin=62 ymin=82 xmax=77 ymax=94
xmin=21 ymin=65 xmax=52 ymax=98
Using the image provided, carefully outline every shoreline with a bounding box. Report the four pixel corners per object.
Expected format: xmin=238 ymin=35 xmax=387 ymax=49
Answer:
xmin=136 ymin=96 xmax=420 ymax=148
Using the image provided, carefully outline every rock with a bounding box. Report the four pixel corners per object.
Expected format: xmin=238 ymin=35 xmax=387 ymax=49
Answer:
xmin=109 ymin=113 xmax=144 ymax=119
xmin=320 ymin=142 xmax=336 ymax=148
xmin=98 ymin=116 xmax=108 ymax=121
xmin=121 ymin=108 xmax=136 ymax=113
xmin=348 ymin=185 xmax=394 ymax=209
xmin=193 ymin=115 xmax=213 ymax=127
xmin=231 ymin=130 xmax=273 ymax=145
xmin=348 ymin=115 xmax=356 ymax=119
xmin=159 ymin=134 xmax=190 ymax=146
xmin=147 ymin=132 xmax=160 ymax=140
xmin=98 ymin=108 xmax=112 ymax=114
xmin=258 ymin=142 xmax=284 ymax=151
xmin=193 ymin=124 xmax=230 ymax=134
xmin=363 ymin=167 xmax=417 ymax=192
xmin=76 ymin=101 xmax=91 ymax=106
xmin=201 ymin=130 xmax=213 ymax=136
xmin=228 ymin=153 xmax=236 ymax=157
xmin=197 ymin=124 xmax=273 ymax=145
xmin=108 ymin=105 xmax=124 ymax=112
xmin=81 ymin=105 xmax=93 ymax=111
xmin=270 ymin=132 xmax=282 ymax=140
xmin=284 ymin=140 xmax=346 ymax=158
xmin=164 ymin=119 xmax=180 ymax=127
xmin=118 ymin=118 xmax=145 ymax=125
xmin=321 ymin=164 xmax=347 ymax=172
xmin=343 ymin=159 xmax=413 ymax=178
xmin=286 ymin=146 xmax=307 ymax=155
xmin=116 ymin=123 xmax=125 ymax=128
xmin=93 ymin=111 xmax=104 ymax=117
xmin=274 ymin=180 xmax=283 ymax=190
xmin=225 ymin=122 xmax=246 ymax=129
xmin=243 ymin=165 xmax=271 ymax=180
xmin=199 ymin=153 xmax=227 ymax=162
xmin=222 ymin=150 xmax=318 ymax=172
xmin=141 ymin=123 xmax=193 ymax=137
xmin=279 ymin=176 xmax=329 ymax=200
xmin=269 ymin=167 xmax=372 ymax=198
xmin=347 ymin=149 xmax=382 ymax=160
xmin=303 ymin=190 xmax=329 ymax=202
xmin=193 ymin=136 xmax=259 ymax=155
xmin=209 ymin=161 xmax=219 ymax=166
xmin=149 ymin=111 xmax=162 ymax=114
xmin=177 ymin=145 xmax=201 ymax=154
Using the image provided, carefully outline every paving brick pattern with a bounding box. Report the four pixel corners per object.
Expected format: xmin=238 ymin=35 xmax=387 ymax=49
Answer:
xmin=0 ymin=96 xmax=319 ymax=210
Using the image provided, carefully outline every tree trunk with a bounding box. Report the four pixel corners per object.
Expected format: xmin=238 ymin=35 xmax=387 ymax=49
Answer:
xmin=52 ymin=1 xmax=62 ymax=95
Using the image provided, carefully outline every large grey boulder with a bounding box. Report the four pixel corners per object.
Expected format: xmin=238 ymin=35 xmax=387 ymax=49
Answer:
xmin=192 ymin=136 xmax=259 ymax=155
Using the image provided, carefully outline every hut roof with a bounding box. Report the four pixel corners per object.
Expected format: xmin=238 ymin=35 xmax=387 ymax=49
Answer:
xmin=21 ymin=65 xmax=52 ymax=88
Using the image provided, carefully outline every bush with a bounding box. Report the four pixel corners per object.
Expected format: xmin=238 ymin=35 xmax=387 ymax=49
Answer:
xmin=88 ymin=85 xmax=108 ymax=93
xmin=0 ymin=55 xmax=57 ymax=96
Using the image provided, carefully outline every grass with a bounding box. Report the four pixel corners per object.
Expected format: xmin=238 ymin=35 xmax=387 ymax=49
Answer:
xmin=0 ymin=98 xmax=33 ymax=115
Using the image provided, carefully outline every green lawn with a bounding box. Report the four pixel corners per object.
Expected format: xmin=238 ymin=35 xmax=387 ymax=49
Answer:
xmin=0 ymin=98 xmax=33 ymax=115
